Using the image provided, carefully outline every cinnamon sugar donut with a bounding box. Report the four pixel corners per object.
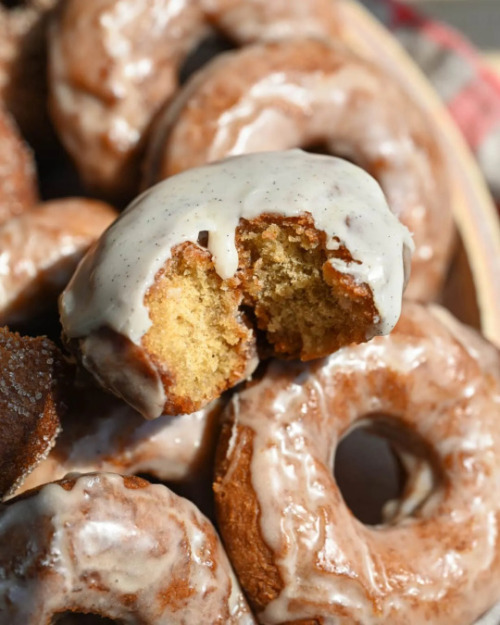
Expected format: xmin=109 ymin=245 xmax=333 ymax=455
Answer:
xmin=0 ymin=327 xmax=70 ymax=499
xmin=0 ymin=472 xmax=256 ymax=624
xmin=17 ymin=390 xmax=222 ymax=494
xmin=0 ymin=198 xmax=117 ymax=326
xmin=144 ymin=38 xmax=455 ymax=301
xmin=48 ymin=0 xmax=339 ymax=200
xmin=0 ymin=0 xmax=58 ymax=150
xmin=214 ymin=301 xmax=500 ymax=625
xmin=0 ymin=104 xmax=37 ymax=224
xmin=60 ymin=150 xmax=413 ymax=418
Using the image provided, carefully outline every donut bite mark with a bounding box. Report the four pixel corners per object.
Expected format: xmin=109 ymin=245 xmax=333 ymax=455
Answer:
xmin=145 ymin=38 xmax=454 ymax=302
xmin=0 ymin=472 xmax=256 ymax=624
xmin=60 ymin=151 xmax=413 ymax=419
xmin=213 ymin=302 xmax=500 ymax=625
xmin=0 ymin=327 xmax=71 ymax=499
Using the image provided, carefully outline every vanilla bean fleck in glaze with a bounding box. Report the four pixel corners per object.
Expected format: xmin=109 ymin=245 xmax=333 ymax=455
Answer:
xmin=60 ymin=150 xmax=413 ymax=418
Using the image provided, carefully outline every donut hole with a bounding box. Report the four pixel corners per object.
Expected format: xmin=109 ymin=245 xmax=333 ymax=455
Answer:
xmin=179 ymin=32 xmax=235 ymax=85
xmin=52 ymin=614 xmax=120 ymax=625
xmin=334 ymin=415 xmax=442 ymax=526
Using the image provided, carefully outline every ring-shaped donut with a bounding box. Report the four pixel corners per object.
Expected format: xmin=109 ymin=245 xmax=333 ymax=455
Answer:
xmin=47 ymin=0 xmax=340 ymax=200
xmin=144 ymin=38 xmax=455 ymax=301
xmin=0 ymin=472 xmax=256 ymax=624
xmin=214 ymin=301 xmax=500 ymax=625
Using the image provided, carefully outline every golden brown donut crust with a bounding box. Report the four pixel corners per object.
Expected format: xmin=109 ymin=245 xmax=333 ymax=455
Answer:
xmin=0 ymin=0 xmax=58 ymax=150
xmin=0 ymin=327 xmax=71 ymax=499
xmin=145 ymin=38 xmax=454 ymax=302
xmin=214 ymin=302 xmax=500 ymax=624
xmin=0 ymin=105 xmax=37 ymax=224
xmin=0 ymin=197 xmax=117 ymax=325
xmin=48 ymin=0 xmax=340 ymax=200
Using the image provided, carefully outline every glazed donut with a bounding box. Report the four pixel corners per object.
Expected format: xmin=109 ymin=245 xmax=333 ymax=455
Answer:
xmin=0 ymin=104 xmax=37 ymax=224
xmin=0 ymin=0 xmax=58 ymax=150
xmin=60 ymin=150 xmax=413 ymax=418
xmin=0 ymin=198 xmax=117 ymax=326
xmin=0 ymin=472 xmax=256 ymax=623
xmin=214 ymin=301 xmax=500 ymax=625
xmin=48 ymin=0 xmax=339 ymax=200
xmin=144 ymin=38 xmax=455 ymax=301
xmin=17 ymin=389 xmax=222 ymax=494
xmin=0 ymin=327 xmax=70 ymax=499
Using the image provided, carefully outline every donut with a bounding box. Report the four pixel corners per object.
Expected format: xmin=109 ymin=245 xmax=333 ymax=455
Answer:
xmin=0 ymin=327 xmax=71 ymax=499
xmin=59 ymin=150 xmax=413 ymax=418
xmin=144 ymin=38 xmax=455 ymax=301
xmin=0 ymin=0 xmax=58 ymax=150
xmin=48 ymin=0 xmax=339 ymax=200
xmin=213 ymin=301 xmax=500 ymax=624
xmin=0 ymin=198 xmax=117 ymax=326
xmin=0 ymin=104 xmax=37 ymax=224
xmin=16 ymin=389 xmax=222 ymax=495
xmin=0 ymin=472 xmax=256 ymax=624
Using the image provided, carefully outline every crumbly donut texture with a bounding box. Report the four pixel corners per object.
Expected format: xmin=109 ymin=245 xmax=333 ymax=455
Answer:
xmin=0 ymin=327 xmax=70 ymax=499
xmin=60 ymin=150 xmax=413 ymax=418
xmin=0 ymin=472 xmax=256 ymax=624
xmin=0 ymin=198 xmax=117 ymax=325
xmin=145 ymin=38 xmax=454 ymax=302
xmin=214 ymin=301 xmax=500 ymax=624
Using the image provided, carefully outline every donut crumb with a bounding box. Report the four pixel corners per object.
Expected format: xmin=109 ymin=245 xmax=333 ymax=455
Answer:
xmin=143 ymin=242 xmax=253 ymax=413
xmin=236 ymin=215 xmax=377 ymax=359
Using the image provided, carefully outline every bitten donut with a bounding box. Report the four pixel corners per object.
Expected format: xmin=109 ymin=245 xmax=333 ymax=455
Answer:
xmin=0 ymin=0 xmax=58 ymax=150
xmin=0 ymin=198 xmax=117 ymax=326
xmin=0 ymin=105 xmax=37 ymax=224
xmin=48 ymin=0 xmax=340 ymax=200
xmin=214 ymin=301 xmax=500 ymax=625
xmin=0 ymin=327 xmax=70 ymax=499
xmin=60 ymin=150 xmax=413 ymax=419
xmin=17 ymin=390 xmax=222 ymax=494
xmin=0 ymin=472 xmax=256 ymax=624
xmin=144 ymin=38 xmax=455 ymax=301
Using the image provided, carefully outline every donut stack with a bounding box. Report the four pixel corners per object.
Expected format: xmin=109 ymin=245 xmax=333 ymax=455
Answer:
xmin=0 ymin=1 xmax=499 ymax=624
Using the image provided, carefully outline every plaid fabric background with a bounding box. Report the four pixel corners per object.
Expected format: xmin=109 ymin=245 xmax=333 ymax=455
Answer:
xmin=361 ymin=0 xmax=500 ymax=205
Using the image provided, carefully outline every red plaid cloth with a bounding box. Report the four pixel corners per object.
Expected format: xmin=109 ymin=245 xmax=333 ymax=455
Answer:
xmin=364 ymin=0 xmax=500 ymax=203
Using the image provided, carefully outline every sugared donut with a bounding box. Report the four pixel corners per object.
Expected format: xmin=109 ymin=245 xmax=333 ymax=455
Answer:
xmin=214 ymin=301 xmax=500 ymax=625
xmin=0 ymin=105 xmax=37 ymax=224
xmin=0 ymin=0 xmax=58 ymax=150
xmin=0 ymin=472 xmax=256 ymax=624
xmin=59 ymin=150 xmax=413 ymax=418
xmin=48 ymin=0 xmax=339 ymax=200
xmin=17 ymin=389 xmax=222 ymax=494
xmin=144 ymin=38 xmax=455 ymax=301
xmin=0 ymin=327 xmax=71 ymax=499
xmin=0 ymin=198 xmax=117 ymax=326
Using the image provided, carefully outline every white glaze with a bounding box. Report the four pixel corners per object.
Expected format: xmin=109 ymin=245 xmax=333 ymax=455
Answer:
xmin=61 ymin=149 xmax=413 ymax=346
xmin=0 ymin=473 xmax=255 ymax=624
xmin=221 ymin=302 xmax=500 ymax=624
xmin=16 ymin=398 xmax=220 ymax=495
